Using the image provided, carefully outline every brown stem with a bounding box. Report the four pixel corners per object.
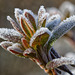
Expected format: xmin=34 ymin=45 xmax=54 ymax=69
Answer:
xmin=33 ymin=57 xmax=53 ymax=75
xmin=51 ymin=69 xmax=57 ymax=75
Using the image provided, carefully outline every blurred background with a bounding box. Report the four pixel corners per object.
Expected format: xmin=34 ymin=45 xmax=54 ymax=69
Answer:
xmin=0 ymin=0 xmax=75 ymax=75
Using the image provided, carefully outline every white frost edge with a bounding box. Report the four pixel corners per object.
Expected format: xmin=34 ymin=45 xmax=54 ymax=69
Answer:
xmin=38 ymin=5 xmax=46 ymax=15
xmin=14 ymin=8 xmax=23 ymax=19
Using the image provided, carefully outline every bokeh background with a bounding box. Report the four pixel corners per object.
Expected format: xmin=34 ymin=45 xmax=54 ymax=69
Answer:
xmin=0 ymin=0 xmax=75 ymax=75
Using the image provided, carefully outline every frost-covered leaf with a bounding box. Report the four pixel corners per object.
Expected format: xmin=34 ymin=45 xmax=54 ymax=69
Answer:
xmin=38 ymin=6 xmax=49 ymax=28
xmin=23 ymin=9 xmax=37 ymax=31
xmin=48 ymin=15 xmax=75 ymax=49
xmin=46 ymin=57 xmax=75 ymax=69
xmin=30 ymin=27 xmax=51 ymax=49
xmin=0 ymin=28 xmax=22 ymax=43
xmin=50 ymin=48 xmax=73 ymax=74
xmin=0 ymin=41 xmax=13 ymax=50
xmin=7 ymin=16 xmax=25 ymax=36
xmin=14 ymin=8 xmax=23 ymax=23
xmin=38 ymin=13 xmax=49 ymax=28
xmin=20 ymin=16 xmax=33 ymax=38
xmin=7 ymin=43 xmax=24 ymax=56
xmin=46 ymin=14 xmax=61 ymax=31
xmin=23 ymin=48 xmax=36 ymax=58
xmin=21 ymin=37 xmax=30 ymax=49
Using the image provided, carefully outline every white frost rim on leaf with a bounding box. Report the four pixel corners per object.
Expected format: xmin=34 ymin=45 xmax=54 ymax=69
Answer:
xmin=14 ymin=8 xmax=23 ymax=22
xmin=7 ymin=43 xmax=24 ymax=54
xmin=23 ymin=9 xmax=37 ymax=26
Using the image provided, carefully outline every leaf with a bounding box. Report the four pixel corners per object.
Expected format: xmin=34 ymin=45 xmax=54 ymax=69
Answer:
xmin=38 ymin=6 xmax=49 ymax=28
xmin=46 ymin=14 xmax=61 ymax=31
xmin=23 ymin=9 xmax=37 ymax=32
xmin=48 ymin=15 xmax=75 ymax=49
xmin=30 ymin=27 xmax=51 ymax=49
xmin=38 ymin=13 xmax=49 ymax=28
xmin=46 ymin=57 xmax=75 ymax=69
xmin=50 ymin=48 xmax=73 ymax=75
xmin=21 ymin=38 xmax=30 ymax=49
xmin=7 ymin=16 xmax=25 ymax=36
xmin=0 ymin=28 xmax=22 ymax=43
xmin=0 ymin=41 xmax=13 ymax=50
xmin=20 ymin=16 xmax=33 ymax=38
xmin=42 ymin=19 xmax=46 ymax=27
xmin=7 ymin=43 xmax=24 ymax=57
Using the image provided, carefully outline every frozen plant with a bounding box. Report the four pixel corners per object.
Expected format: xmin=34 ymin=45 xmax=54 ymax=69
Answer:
xmin=0 ymin=6 xmax=75 ymax=75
